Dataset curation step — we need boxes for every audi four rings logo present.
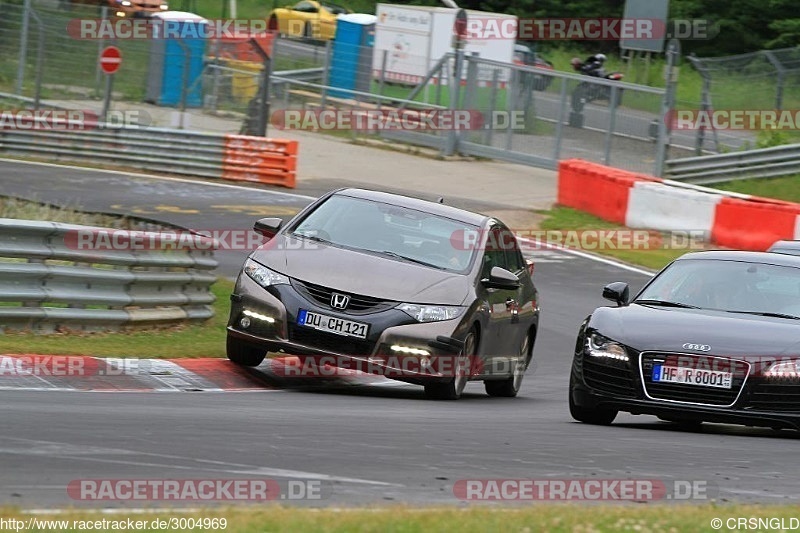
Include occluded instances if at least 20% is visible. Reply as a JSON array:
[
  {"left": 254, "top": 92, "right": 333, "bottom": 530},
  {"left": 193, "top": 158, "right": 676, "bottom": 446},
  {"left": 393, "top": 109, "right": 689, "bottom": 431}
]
[
  {"left": 682, "top": 343, "right": 711, "bottom": 352},
  {"left": 331, "top": 293, "right": 350, "bottom": 310}
]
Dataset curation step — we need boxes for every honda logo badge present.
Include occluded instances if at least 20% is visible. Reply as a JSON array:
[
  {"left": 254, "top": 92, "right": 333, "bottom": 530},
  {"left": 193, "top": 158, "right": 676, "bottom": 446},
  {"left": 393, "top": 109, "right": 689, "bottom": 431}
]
[{"left": 331, "top": 293, "right": 350, "bottom": 310}]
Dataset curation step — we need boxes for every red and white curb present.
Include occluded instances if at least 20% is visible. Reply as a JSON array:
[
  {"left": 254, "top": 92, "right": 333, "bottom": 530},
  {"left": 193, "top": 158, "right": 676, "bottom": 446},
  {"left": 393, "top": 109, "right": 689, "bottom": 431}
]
[{"left": 0, "top": 355, "right": 401, "bottom": 392}]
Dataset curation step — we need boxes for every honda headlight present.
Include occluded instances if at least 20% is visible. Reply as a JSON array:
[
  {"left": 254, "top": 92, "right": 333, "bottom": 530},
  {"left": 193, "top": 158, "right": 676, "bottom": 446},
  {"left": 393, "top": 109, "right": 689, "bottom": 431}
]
[
  {"left": 397, "top": 303, "right": 466, "bottom": 323},
  {"left": 585, "top": 332, "right": 629, "bottom": 361},
  {"left": 244, "top": 259, "right": 289, "bottom": 288},
  {"left": 765, "top": 359, "right": 800, "bottom": 379}
]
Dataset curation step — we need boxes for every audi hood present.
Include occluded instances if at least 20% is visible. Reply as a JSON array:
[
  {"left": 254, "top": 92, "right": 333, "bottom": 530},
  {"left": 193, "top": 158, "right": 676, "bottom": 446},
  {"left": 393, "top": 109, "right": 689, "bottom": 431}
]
[{"left": 588, "top": 304, "right": 800, "bottom": 357}]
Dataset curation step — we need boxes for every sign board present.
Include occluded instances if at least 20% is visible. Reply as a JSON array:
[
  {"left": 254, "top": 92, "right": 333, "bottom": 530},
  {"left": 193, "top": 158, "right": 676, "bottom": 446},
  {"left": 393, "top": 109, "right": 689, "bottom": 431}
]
[
  {"left": 100, "top": 46, "right": 122, "bottom": 75},
  {"left": 620, "top": 0, "right": 669, "bottom": 53},
  {"left": 374, "top": 4, "right": 516, "bottom": 85}
]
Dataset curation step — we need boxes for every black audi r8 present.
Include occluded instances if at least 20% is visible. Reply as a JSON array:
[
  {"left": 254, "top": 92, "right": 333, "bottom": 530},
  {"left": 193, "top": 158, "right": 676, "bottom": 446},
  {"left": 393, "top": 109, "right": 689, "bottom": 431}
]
[
  {"left": 569, "top": 250, "right": 800, "bottom": 430},
  {"left": 227, "top": 188, "right": 540, "bottom": 400}
]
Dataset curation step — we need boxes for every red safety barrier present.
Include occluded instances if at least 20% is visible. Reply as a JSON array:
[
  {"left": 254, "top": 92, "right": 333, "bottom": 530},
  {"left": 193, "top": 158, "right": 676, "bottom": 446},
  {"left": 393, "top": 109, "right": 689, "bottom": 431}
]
[
  {"left": 221, "top": 135, "right": 298, "bottom": 188},
  {"left": 557, "top": 159, "right": 657, "bottom": 225},
  {"left": 711, "top": 197, "right": 800, "bottom": 251},
  {"left": 558, "top": 159, "right": 800, "bottom": 252},
  {"left": 216, "top": 34, "right": 275, "bottom": 63}
]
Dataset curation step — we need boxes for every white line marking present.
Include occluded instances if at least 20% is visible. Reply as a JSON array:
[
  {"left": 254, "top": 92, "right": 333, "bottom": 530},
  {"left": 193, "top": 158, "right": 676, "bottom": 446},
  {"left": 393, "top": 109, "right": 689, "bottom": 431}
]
[
  {"left": 23, "top": 508, "right": 203, "bottom": 515},
  {"left": 0, "top": 158, "right": 317, "bottom": 200},
  {"left": 2, "top": 437, "right": 400, "bottom": 487},
  {"left": 519, "top": 237, "right": 655, "bottom": 276}
]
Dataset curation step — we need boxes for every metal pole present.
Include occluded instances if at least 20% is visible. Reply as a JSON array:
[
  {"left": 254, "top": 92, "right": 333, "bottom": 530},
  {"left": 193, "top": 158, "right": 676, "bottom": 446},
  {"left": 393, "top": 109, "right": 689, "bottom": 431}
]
[
  {"left": 763, "top": 51, "right": 786, "bottom": 110},
  {"left": 377, "top": 50, "right": 388, "bottom": 109},
  {"left": 655, "top": 39, "right": 680, "bottom": 176},
  {"left": 250, "top": 37, "right": 272, "bottom": 136},
  {"left": 504, "top": 65, "right": 516, "bottom": 151},
  {"left": 96, "top": 6, "right": 108, "bottom": 96},
  {"left": 31, "top": 10, "right": 44, "bottom": 111},
  {"left": 210, "top": 39, "right": 220, "bottom": 113},
  {"left": 603, "top": 86, "right": 619, "bottom": 165},
  {"left": 15, "top": 0, "right": 32, "bottom": 95},
  {"left": 320, "top": 40, "right": 331, "bottom": 108},
  {"left": 552, "top": 77, "right": 568, "bottom": 161},
  {"left": 485, "top": 68, "right": 499, "bottom": 146},
  {"left": 175, "top": 39, "right": 190, "bottom": 129},
  {"left": 101, "top": 74, "right": 114, "bottom": 124},
  {"left": 444, "top": 49, "right": 463, "bottom": 156}
]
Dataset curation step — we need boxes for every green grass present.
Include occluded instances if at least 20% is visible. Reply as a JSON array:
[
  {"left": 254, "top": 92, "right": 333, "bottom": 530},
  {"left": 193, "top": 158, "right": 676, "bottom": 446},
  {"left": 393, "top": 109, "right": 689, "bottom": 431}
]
[
  {"left": 538, "top": 206, "right": 694, "bottom": 271},
  {"left": 711, "top": 175, "right": 800, "bottom": 202},
  {"left": 4, "top": 504, "right": 800, "bottom": 532},
  {"left": 0, "top": 279, "right": 231, "bottom": 357},
  {"left": 0, "top": 196, "right": 134, "bottom": 227}
]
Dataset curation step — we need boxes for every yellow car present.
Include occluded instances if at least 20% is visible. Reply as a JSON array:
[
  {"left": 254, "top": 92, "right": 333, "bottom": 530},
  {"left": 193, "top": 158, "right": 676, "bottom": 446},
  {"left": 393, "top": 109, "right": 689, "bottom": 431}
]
[{"left": 267, "top": 1, "right": 350, "bottom": 40}]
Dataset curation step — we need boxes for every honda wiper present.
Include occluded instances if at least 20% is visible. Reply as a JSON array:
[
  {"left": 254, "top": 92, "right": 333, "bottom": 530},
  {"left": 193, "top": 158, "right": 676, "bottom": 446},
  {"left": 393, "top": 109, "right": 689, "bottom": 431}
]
[
  {"left": 726, "top": 310, "right": 800, "bottom": 320},
  {"left": 374, "top": 250, "right": 445, "bottom": 269},
  {"left": 633, "top": 299, "right": 700, "bottom": 309},
  {"left": 292, "top": 232, "right": 333, "bottom": 245}
]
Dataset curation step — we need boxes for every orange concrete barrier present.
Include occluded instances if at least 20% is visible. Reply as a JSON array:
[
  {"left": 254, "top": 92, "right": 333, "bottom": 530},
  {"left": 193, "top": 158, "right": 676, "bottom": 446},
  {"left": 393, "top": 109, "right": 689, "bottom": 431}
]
[
  {"left": 711, "top": 197, "right": 800, "bottom": 251},
  {"left": 558, "top": 158, "right": 800, "bottom": 252},
  {"left": 222, "top": 135, "right": 298, "bottom": 188},
  {"left": 557, "top": 159, "right": 657, "bottom": 225}
]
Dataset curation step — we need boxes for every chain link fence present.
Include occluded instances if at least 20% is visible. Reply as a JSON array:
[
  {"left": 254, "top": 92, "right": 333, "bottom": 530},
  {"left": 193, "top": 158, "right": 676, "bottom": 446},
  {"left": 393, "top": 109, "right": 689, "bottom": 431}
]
[
  {"left": 1, "top": 0, "right": 679, "bottom": 175},
  {"left": 686, "top": 46, "right": 800, "bottom": 154}
]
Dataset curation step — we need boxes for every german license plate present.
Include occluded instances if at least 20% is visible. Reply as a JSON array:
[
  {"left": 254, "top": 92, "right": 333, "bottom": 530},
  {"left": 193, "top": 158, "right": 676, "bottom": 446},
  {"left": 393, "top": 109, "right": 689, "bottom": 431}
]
[
  {"left": 652, "top": 364, "right": 732, "bottom": 389},
  {"left": 297, "top": 309, "right": 368, "bottom": 339}
]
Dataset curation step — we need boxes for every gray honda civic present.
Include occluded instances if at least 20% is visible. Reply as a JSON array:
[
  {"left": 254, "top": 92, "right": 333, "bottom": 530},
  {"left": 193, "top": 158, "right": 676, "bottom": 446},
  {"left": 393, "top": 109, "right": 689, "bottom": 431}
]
[{"left": 226, "top": 188, "right": 539, "bottom": 400}]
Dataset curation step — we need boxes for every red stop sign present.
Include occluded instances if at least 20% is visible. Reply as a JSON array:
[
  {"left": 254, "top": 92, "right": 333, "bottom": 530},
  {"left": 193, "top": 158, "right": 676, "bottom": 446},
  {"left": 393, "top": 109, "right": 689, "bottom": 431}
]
[{"left": 100, "top": 46, "right": 122, "bottom": 75}]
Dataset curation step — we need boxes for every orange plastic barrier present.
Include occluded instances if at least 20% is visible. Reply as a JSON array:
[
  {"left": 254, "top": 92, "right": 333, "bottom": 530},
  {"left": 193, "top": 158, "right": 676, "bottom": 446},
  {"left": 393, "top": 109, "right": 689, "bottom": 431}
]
[
  {"left": 557, "top": 159, "right": 658, "bottom": 225},
  {"left": 222, "top": 135, "right": 298, "bottom": 188},
  {"left": 711, "top": 197, "right": 800, "bottom": 251},
  {"left": 215, "top": 33, "right": 275, "bottom": 62}
]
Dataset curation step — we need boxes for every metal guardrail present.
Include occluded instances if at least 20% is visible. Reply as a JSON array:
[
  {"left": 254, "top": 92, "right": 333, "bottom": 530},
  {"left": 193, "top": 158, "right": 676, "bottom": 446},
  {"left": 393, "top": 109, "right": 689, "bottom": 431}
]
[
  {"left": 0, "top": 125, "right": 298, "bottom": 188},
  {"left": 665, "top": 143, "right": 800, "bottom": 184},
  {"left": 0, "top": 218, "right": 218, "bottom": 333}
]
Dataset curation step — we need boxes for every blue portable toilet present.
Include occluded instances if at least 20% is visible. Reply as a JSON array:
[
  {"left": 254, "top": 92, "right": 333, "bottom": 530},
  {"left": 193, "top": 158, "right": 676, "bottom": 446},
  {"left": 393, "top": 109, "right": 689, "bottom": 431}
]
[
  {"left": 145, "top": 11, "right": 207, "bottom": 107},
  {"left": 329, "top": 14, "right": 377, "bottom": 99}
]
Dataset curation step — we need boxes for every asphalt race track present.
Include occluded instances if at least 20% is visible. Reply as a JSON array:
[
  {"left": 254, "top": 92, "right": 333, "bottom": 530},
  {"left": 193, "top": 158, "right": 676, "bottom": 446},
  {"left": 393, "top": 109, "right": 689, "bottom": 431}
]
[{"left": 1, "top": 161, "right": 799, "bottom": 509}]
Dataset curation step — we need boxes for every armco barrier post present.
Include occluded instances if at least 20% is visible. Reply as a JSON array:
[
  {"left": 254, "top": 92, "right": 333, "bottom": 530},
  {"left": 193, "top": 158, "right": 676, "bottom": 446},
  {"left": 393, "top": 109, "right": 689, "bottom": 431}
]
[{"left": 654, "top": 39, "right": 680, "bottom": 177}]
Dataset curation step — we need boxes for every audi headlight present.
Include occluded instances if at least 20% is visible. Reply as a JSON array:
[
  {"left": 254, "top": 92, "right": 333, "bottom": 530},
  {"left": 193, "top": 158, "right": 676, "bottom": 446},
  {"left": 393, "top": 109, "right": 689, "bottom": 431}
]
[
  {"left": 765, "top": 360, "right": 800, "bottom": 379},
  {"left": 244, "top": 259, "right": 289, "bottom": 288},
  {"left": 585, "top": 332, "right": 629, "bottom": 361},
  {"left": 397, "top": 303, "right": 466, "bottom": 323}
]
